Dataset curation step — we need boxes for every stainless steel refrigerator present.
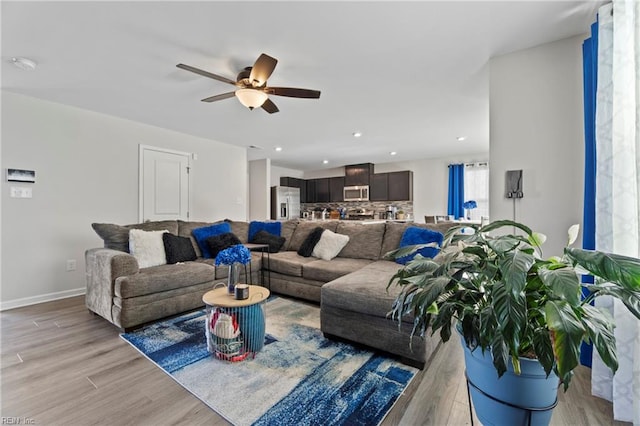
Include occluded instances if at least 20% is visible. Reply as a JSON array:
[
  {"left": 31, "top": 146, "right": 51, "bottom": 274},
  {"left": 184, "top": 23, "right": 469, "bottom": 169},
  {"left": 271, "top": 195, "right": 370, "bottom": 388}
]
[{"left": 270, "top": 186, "right": 301, "bottom": 220}]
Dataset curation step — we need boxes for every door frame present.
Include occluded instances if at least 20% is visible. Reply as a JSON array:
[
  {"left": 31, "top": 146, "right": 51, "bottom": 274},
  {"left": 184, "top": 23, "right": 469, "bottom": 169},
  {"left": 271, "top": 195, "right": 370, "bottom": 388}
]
[{"left": 138, "top": 144, "right": 192, "bottom": 223}]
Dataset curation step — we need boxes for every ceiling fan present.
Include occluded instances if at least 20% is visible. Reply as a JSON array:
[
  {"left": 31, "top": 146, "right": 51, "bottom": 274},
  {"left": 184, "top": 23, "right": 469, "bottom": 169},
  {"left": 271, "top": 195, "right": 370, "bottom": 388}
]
[{"left": 176, "top": 53, "right": 321, "bottom": 114}]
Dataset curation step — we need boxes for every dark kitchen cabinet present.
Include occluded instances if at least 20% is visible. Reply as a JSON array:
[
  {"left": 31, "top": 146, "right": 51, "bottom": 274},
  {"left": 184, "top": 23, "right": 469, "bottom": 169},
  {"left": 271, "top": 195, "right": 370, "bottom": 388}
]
[
  {"left": 369, "top": 173, "right": 389, "bottom": 201},
  {"left": 344, "top": 163, "right": 374, "bottom": 186},
  {"left": 280, "top": 176, "right": 306, "bottom": 202},
  {"left": 387, "top": 171, "right": 413, "bottom": 201},
  {"left": 315, "top": 178, "right": 330, "bottom": 203},
  {"left": 329, "top": 176, "right": 345, "bottom": 202},
  {"left": 305, "top": 179, "right": 316, "bottom": 203}
]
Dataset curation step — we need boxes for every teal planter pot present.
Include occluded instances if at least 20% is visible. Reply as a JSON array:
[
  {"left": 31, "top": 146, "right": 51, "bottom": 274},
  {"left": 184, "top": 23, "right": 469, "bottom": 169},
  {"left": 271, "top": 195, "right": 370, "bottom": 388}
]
[{"left": 460, "top": 334, "right": 559, "bottom": 426}]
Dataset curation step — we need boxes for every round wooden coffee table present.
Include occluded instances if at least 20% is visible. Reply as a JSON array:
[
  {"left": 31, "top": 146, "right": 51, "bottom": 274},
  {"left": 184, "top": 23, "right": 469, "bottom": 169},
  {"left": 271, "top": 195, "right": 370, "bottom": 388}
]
[{"left": 202, "top": 285, "right": 270, "bottom": 362}]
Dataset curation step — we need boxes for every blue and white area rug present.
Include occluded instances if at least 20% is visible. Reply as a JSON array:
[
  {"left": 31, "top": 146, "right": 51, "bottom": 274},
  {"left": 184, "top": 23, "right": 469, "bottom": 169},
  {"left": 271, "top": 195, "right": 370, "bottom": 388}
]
[{"left": 121, "top": 296, "right": 417, "bottom": 426}]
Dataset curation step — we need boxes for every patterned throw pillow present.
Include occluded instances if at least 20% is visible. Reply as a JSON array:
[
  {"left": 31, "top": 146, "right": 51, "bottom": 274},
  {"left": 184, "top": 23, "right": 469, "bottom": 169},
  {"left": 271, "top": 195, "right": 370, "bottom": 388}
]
[
  {"left": 192, "top": 222, "right": 232, "bottom": 258},
  {"left": 163, "top": 233, "right": 197, "bottom": 264}
]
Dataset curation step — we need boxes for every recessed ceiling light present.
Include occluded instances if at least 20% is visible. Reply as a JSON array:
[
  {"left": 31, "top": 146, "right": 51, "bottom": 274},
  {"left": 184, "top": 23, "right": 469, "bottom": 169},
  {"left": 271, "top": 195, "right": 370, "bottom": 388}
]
[
  {"left": 456, "top": 136, "right": 466, "bottom": 141},
  {"left": 11, "top": 57, "right": 37, "bottom": 71},
  {"left": 390, "top": 151, "right": 397, "bottom": 156},
  {"left": 274, "top": 147, "right": 282, "bottom": 152},
  {"left": 353, "top": 132, "right": 362, "bottom": 138},
  {"left": 322, "top": 160, "right": 329, "bottom": 164}
]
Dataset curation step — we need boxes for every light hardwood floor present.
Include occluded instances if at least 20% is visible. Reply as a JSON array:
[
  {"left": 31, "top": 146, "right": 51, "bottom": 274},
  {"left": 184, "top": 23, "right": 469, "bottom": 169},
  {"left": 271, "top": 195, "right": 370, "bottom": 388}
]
[{"left": 0, "top": 296, "right": 629, "bottom": 425}]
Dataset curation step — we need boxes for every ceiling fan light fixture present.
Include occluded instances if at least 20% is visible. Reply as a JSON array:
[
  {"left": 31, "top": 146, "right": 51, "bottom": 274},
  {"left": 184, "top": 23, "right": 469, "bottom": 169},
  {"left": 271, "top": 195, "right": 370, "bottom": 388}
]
[{"left": 235, "top": 88, "right": 268, "bottom": 109}]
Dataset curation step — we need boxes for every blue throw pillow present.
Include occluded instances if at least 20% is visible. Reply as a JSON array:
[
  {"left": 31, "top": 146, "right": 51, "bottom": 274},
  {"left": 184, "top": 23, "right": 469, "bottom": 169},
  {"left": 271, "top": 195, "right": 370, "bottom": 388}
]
[
  {"left": 396, "top": 227, "right": 443, "bottom": 265},
  {"left": 192, "top": 222, "right": 232, "bottom": 258},
  {"left": 248, "top": 221, "right": 282, "bottom": 241}
]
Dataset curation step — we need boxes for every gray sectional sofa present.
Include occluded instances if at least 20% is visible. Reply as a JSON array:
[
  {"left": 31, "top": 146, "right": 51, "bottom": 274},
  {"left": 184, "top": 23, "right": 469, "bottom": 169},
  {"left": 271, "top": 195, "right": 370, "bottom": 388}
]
[{"left": 86, "top": 218, "right": 454, "bottom": 368}]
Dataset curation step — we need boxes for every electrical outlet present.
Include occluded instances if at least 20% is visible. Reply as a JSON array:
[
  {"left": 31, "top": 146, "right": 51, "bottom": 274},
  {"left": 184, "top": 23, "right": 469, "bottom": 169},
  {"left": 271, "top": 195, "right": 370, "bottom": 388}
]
[{"left": 66, "top": 259, "right": 77, "bottom": 272}]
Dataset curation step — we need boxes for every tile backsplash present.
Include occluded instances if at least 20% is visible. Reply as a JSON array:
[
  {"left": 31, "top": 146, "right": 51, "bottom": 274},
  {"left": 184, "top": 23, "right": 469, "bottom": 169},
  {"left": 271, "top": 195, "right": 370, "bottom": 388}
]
[{"left": 301, "top": 201, "right": 413, "bottom": 219}]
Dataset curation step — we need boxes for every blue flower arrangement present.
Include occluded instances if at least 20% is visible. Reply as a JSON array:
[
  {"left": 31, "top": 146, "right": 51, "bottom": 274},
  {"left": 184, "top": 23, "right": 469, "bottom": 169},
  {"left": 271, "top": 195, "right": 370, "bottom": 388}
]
[
  {"left": 463, "top": 200, "right": 477, "bottom": 210},
  {"left": 215, "top": 244, "right": 251, "bottom": 266}
]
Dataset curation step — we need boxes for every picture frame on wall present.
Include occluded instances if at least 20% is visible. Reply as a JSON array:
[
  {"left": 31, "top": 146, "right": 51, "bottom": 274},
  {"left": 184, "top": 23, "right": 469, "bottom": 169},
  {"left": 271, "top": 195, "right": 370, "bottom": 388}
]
[{"left": 7, "top": 168, "right": 36, "bottom": 183}]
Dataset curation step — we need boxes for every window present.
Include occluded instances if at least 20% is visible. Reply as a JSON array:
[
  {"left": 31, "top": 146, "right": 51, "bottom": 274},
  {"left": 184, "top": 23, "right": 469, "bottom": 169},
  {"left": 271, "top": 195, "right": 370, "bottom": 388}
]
[{"left": 464, "top": 162, "right": 489, "bottom": 221}]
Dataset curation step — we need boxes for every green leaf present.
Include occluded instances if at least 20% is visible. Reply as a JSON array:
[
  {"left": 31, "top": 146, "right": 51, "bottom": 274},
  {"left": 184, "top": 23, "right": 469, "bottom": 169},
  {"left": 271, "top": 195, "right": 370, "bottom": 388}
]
[
  {"left": 532, "top": 327, "right": 555, "bottom": 377},
  {"left": 491, "top": 333, "right": 510, "bottom": 377},
  {"left": 528, "top": 232, "right": 547, "bottom": 248},
  {"left": 538, "top": 267, "right": 581, "bottom": 305},
  {"left": 580, "top": 304, "right": 618, "bottom": 373},
  {"left": 565, "top": 247, "right": 640, "bottom": 291},
  {"left": 588, "top": 284, "right": 640, "bottom": 321},
  {"left": 491, "top": 281, "right": 526, "bottom": 356},
  {"left": 488, "top": 236, "right": 521, "bottom": 254},
  {"left": 480, "top": 220, "right": 533, "bottom": 236},
  {"left": 545, "top": 300, "right": 585, "bottom": 389},
  {"left": 499, "top": 250, "right": 536, "bottom": 295},
  {"left": 567, "top": 224, "right": 580, "bottom": 246}
]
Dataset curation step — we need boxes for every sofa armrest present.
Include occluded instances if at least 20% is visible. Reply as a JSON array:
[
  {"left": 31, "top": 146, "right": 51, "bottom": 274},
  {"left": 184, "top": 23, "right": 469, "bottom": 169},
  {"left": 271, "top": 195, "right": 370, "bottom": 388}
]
[{"left": 85, "top": 248, "right": 139, "bottom": 323}]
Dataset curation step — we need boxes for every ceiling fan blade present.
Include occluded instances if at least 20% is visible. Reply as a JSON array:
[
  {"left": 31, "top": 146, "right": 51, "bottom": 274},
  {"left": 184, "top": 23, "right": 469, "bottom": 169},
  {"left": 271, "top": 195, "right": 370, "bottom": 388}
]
[
  {"left": 267, "top": 87, "right": 321, "bottom": 99},
  {"left": 201, "top": 92, "right": 236, "bottom": 103},
  {"left": 176, "top": 63, "right": 237, "bottom": 86},
  {"left": 261, "top": 98, "right": 279, "bottom": 114},
  {"left": 249, "top": 54, "right": 278, "bottom": 86}
]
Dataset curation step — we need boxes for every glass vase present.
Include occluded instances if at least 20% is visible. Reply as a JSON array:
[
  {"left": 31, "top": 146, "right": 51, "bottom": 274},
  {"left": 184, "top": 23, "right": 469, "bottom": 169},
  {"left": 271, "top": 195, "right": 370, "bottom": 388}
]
[{"left": 227, "top": 263, "right": 241, "bottom": 294}]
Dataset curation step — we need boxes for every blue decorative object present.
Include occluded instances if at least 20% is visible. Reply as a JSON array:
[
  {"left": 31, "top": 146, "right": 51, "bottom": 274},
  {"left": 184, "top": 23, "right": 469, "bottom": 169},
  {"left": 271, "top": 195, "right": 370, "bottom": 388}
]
[
  {"left": 215, "top": 244, "right": 251, "bottom": 266},
  {"left": 248, "top": 221, "right": 282, "bottom": 241},
  {"left": 447, "top": 164, "right": 465, "bottom": 219},
  {"left": 192, "top": 222, "right": 232, "bottom": 258},
  {"left": 396, "top": 227, "right": 443, "bottom": 265},
  {"left": 462, "top": 200, "right": 477, "bottom": 210},
  {"left": 463, "top": 200, "right": 478, "bottom": 220}
]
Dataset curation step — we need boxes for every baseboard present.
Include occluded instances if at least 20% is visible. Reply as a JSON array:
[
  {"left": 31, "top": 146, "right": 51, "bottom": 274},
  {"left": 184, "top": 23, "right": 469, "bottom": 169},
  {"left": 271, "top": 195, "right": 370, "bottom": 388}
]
[{"left": 0, "top": 287, "right": 85, "bottom": 311}]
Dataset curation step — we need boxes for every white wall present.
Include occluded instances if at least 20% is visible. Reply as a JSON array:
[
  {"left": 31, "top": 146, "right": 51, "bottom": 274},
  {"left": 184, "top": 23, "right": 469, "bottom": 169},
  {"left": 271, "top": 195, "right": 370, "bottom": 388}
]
[
  {"left": 249, "top": 159, "right": 271, "bottom": 221},
  {"left": 489, "top": 35, "right": 585, "bottom": 257},
  {"left": 270, "top": 165, "right": 304, "bottom": 187},
  {"left": 1, "top": 92, "right": 248, "bottom": 308}
]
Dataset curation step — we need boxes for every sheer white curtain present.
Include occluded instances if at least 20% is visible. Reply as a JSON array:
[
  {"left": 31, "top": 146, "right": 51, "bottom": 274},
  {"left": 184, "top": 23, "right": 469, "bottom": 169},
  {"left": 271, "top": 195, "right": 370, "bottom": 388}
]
[
  {"left": 463, "top": 162, "right": 489, "bottom": 221},
  {"left": 591, "top": 1, "right": 640, "bottom": 424}
]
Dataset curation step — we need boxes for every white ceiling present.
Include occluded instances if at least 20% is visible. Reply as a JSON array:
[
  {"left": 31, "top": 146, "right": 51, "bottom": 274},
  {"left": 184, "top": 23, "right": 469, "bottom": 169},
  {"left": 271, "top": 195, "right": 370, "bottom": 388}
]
[{"left": 1, "top": 1, "right": 601, "bottom": 171}]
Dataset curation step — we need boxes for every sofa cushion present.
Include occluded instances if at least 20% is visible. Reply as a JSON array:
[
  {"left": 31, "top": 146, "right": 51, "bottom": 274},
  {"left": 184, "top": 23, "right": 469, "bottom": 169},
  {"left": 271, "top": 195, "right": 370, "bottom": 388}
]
[
  {"left": 115, "top": 262, "right": 215, "bottom": 298},
  {"left": 280, "top": 220, "right": 299, "bottom": 251},
  {"left": 250, "top": 230, "right": 286, "bottom": 253},
  {"left": 267, "top": 251, "right": 317, "bottom": 277},
  {"left": 396, "top": 227, "right": 443, "bottom": 264},
  {"left": 163, "top": 233, "right": 197, "bottom": 264},
  {"left": 302, "top": 257, "right": 373, "bottom": 282},
  {"left": 311, "top": 230, "right": 349, "bottom": 260},
  {"left": 92, "top": 220, "right": 179, "bottom": 253},
  {"left": 206, "top": 232, "right": 242, "bottom": 259},
  {"left": 226, "top": 220, "right": 250, "bottom": 244},
  {"left": 336, "top": 222, "right": 386, "bottom": 260},
  {"left": 129, "top": 229, "right": 169, "bottom": 268},
  {"left": 192, "top": 223, "right": 232, "bottom": 259},
  {"left": 288, "top": 221, "right": 338, "bottom": 252},
  {"left": 297, "top": 227, "right": 325, "bottom": 257},
  {"left": 321, "top": 261, "right": 405, "bottom": 319},
  {"left": 380, "top": 222, "right": 456, "bottom": 259},
  {"left": 248, "top": 221, "right": 282, "bottom": 241}
]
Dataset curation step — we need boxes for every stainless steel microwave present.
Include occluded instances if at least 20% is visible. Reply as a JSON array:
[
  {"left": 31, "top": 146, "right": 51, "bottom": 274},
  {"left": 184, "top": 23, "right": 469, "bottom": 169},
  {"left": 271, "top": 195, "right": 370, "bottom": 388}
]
[{"left": 343, "top": 185, "right": 369, "bottom": 202}]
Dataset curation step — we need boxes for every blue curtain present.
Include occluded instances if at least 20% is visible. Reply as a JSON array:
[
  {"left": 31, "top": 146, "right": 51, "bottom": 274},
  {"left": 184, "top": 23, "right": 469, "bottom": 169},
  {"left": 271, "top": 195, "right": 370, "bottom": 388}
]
[
  {"left": 580, "top": 20, "right": 598, "bottom": 368},
  {"left": 447, "top": 164, "right": 465, "bottom": 219}
]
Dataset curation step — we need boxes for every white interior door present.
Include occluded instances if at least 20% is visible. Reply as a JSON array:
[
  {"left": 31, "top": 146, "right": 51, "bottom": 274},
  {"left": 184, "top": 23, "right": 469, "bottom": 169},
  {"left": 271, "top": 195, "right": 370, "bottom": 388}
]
[{"left": 139, "top": 145, "right": 190, "bottom": 222}]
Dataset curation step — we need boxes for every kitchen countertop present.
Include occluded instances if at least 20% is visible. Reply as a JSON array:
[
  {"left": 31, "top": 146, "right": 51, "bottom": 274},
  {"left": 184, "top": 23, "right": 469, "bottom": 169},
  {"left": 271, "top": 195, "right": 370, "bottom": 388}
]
[{"left": 299, "top": 218, "right": 414, "bottom": 224}]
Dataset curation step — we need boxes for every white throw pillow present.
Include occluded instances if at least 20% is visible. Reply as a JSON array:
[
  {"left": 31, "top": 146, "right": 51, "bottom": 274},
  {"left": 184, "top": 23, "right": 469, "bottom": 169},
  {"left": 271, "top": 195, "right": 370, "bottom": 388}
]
[
  {"left": 312, "top": 229, "right": 350, "bottom": 261},
  {"left": 129, "top": 229, "right": 169, "bottom": 268}
]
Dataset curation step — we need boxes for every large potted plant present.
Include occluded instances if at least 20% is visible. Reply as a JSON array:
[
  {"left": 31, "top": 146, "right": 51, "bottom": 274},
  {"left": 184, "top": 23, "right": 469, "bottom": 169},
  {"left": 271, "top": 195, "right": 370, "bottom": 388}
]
[{"left": 386, "top": 220, "right": 640, "bottom": 425}]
